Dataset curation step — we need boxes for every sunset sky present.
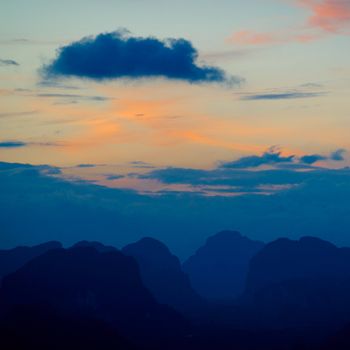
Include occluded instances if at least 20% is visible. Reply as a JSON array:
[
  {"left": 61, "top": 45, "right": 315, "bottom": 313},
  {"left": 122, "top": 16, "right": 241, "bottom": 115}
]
[{"left": 1, "top": 0, "right": 350, "bottom": 192}]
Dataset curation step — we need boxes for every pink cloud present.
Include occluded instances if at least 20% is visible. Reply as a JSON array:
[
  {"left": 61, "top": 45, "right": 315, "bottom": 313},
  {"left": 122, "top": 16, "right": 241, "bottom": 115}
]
[
  {"left": 228, "top": 0, "right": 350, "bottom": 46},
  {"left": 227, "top": 30, "right": 322, "bottom": 46},
  {"left": 228, "top": 31, "right": 277, "bottom": 45},
  {"left": 299, "top": 0, "right": 350, "bottom": 33}
]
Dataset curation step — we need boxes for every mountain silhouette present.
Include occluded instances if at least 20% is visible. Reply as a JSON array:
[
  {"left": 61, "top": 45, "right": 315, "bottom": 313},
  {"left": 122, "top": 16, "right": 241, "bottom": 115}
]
[
  {"left": 183, "top": 231, "right": 264, "bottom": 300},
  {"left": 0, "top": 304, "right": 135, "bottom": 350},
  {"left": 0, "top": 246, "right": 189, "bottom": 345},
  {"left": 0, "top": 241, "right": 62, "bottom": 283},
  {"left": 122, "top": 237, "right": 205, "bottom": 315},
  {"left": 319, "top": 323, "right": 350, "bottom": 350},
  {"left": 242, "top": 237, "right": 350, "bottom": 329}
]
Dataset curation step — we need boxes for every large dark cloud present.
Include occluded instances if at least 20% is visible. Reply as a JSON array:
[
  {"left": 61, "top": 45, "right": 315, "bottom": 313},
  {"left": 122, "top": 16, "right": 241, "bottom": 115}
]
[{"left": 42, "top": 31, "right": 237, "bottom": 84}]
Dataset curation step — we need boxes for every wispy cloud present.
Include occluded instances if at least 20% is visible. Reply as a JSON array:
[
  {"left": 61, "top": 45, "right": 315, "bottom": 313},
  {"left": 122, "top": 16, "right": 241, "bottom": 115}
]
[
  {"left": 240, "top": 91, "right": 325, "bottom": 100},
  {"left": 0, "top": 58, "right": 19, "bottom": 66},
  {"left": 37, "top": 93, "right": 110, "bottom": 102},
  {"left": 238, "top": 83, "right": 327, "bottom": 101},
  {"left": 129, "top": 161, "right": 156, "bottom": 169},
  {"left": 0, "top": 140, "right": 61, "bottom": 148},
  {"left": 0, "top": 110, "right": 38, "bottom": 119},
  {"left": 76, "top": 164, "right": 97, "bottom": 168}
]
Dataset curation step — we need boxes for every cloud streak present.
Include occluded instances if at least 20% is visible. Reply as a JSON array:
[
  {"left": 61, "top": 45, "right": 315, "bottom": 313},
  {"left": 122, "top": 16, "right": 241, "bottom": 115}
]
[
  {"left": 240, "top": 91, "right": 325, "bottom": 100},
  {"left": 0, "top": 141, "right": 27, "bottom": 148},
  {"left": 0, "top": 140, "right": 61, "bottom": 149},
  {"left": 43, "top": 31, "right": 238, "bottom": 85},
  {"left": 0, "top": 59, "right": 19, "bottom": 66},
  {"left": 37, "top": 93, "right": 110, "bottom": 102}
]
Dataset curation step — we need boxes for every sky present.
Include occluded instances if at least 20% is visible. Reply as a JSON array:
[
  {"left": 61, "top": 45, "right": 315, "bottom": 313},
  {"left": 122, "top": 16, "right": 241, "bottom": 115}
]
[{"left": 1, "top": 1, "right": 350, "bottom": 252}]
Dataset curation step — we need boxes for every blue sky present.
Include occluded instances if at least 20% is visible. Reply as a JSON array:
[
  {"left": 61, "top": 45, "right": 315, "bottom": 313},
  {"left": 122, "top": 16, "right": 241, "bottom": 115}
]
[{"left": 1, "top": 1, "right": 350, "bottom": 250}]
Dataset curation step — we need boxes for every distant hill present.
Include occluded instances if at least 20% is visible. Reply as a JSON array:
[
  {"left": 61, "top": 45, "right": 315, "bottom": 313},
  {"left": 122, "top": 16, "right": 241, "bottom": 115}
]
[
  {"left": 0, "top": 246, "right": 189, "bottom": 344},
  {"left": 0, "top": 241, "right": 62, "bottom": 282},
  {"left": 183, "top": 231, "right": 264, "bottom": 300},
  {"left": 122, "top": 237, "right": 205, "bottom": 315},
  {"left": 242, "top": 237, "right": 350, "bottom": 329}
]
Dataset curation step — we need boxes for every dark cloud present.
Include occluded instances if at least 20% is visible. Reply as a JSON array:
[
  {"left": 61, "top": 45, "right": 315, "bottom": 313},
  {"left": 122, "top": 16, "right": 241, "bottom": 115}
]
[
  {"left": 299, "top": 154, "right": 327, "bottom": 164},
  {"left": 139, "top": 166, "right": 309, "bottom": 191},
  {"left": 0, "top": 59, "right": 19, "bottom": 66},
  {"left": 138, "top": 147, "right": 348, "bottom": 193},
  {"left": 331, "top": 149, "right": 346, "bottom": 161},
  {"left": 0, "top": 140, "right": 60, "bottom": 149},
  {"left": 220, "top": 147, "right": 295, "bottom": 169},
  {"left": 105, "top": 174, "right": 124, "bottom": 180},
  {"left": 42, "top": 31, "right": 238, "bottom": 84},
  {"left": 0, "top": 141, "right": 27, "bottom": 148},
  {"left": 299, "top": 149, "right": 347, "bottom": 164},
  {"left": 241, "top": 91, "right": 325, "bottom": 100},
  {"left": 76, "top": 164, "right": 97, "bottom": 168}
]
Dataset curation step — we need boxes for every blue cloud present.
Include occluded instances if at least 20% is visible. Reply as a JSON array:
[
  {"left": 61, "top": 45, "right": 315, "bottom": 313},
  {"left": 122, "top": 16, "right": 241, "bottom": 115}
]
[
  {"left": 0, "top": 140, "right": 60, "bottom": 149},
  {"left": 299, "top": 149, "right": 347, "bottom": 164},
  {"left": 42, "top": 31, "right": 237, "bottom": 84},
  {"left": 0, "top": 141, "right": 27, "bottom": 148},
  {"left": 330, "top": 149, "right": 346, "bottom": 161},
  {"left": 220, "top": 147, "right": 295, "bottom": 169},
  {"left": 299, "top": 154, "right": 327, "bottom": 164}
]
